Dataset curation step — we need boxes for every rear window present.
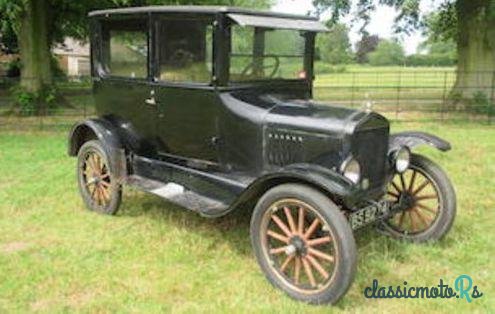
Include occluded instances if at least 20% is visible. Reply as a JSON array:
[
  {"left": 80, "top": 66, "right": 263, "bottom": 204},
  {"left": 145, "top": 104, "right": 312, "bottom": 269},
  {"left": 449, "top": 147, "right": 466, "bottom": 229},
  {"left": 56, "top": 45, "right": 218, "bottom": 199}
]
[{"left": 101, "top": 19, "right": 148, "bottom": 79}]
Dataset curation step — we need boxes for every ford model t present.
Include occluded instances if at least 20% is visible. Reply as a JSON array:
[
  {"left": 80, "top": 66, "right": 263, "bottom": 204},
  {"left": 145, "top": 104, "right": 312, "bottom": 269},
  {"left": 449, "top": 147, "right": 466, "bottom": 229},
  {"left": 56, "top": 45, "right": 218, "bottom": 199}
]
[{"left": 68, "top": 6, "right": 456, "bottom": 304}]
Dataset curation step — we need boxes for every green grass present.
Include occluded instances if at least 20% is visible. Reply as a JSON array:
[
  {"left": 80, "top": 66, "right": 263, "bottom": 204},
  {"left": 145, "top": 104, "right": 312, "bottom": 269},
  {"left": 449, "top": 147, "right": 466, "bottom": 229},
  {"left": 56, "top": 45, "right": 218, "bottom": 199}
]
[
  {"left": 0, "top": 121, "right": 493, "bottom": 312},
  {"left": 314, "top": 64, "right": 456, "bottom": 87}
]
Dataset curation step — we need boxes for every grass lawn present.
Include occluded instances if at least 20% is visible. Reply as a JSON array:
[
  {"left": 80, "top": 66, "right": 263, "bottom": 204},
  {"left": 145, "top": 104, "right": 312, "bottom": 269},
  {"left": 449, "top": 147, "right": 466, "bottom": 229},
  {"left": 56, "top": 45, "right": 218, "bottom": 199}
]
[
  {"left": 314, "top": 64, "right": 456, "bottom": 88},
  {"left": 0, "top": 123, "right": 494, "bottom": 312}
]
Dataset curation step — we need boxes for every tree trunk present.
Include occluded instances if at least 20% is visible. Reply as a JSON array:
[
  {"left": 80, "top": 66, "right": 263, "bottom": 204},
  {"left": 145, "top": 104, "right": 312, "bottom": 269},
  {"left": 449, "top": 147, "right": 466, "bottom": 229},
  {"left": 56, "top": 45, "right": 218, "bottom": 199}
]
[
  {"left": 19, "top": 0, "right": 52, "bottom": 93},
  {"left": 454, "top": 0, "right": 495, "bottom": 98}
]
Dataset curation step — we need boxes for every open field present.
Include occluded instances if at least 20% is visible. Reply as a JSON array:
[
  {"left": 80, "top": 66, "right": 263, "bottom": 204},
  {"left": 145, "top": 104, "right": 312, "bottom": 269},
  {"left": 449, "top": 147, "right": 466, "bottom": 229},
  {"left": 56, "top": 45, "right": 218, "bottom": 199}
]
[
  {"left": 315, "top": 64, "right": 457, "bottom": 87},
  {"left": 313, "top": 65, "right": 463, "bottom": 112},
  {"left": 0, "top": 122, "right": 493, "bottom": 312}
]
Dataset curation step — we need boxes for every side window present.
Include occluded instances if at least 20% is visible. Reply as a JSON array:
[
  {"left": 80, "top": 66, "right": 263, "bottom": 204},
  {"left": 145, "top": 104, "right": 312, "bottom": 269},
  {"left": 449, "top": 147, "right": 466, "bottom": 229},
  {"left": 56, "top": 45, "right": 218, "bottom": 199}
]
[
  {"left": 157, "top": 19, "right": 213, "bottom": 84},
  {"left": 101, "top": 19, "right": 148, "bottom": 78}
]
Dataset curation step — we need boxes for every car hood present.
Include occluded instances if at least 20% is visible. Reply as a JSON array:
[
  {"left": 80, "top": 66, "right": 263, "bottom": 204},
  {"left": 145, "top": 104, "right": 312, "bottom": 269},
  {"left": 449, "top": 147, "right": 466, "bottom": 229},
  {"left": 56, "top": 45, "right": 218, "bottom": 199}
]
[
  {"left": 262, "top": 95, "right": 384, "bottom": 136},
  {"left": 219, "top": 91, "right": 388, "bottom": 137}
]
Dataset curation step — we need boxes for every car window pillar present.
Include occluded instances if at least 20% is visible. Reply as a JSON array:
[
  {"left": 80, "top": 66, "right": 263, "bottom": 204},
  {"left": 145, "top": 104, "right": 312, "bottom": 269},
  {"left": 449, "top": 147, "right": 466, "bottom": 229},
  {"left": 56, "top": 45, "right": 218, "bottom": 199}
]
[
  {"left": 214, "top": 13, "right": 229, "bottom": 86},
  {"left": 252, "top": 28, "right": 265, "bottom": 77},
  {"left": 304, "top": 32, "right": 315, "bottom": 95},
  {"left": 149, "top": 13, "right": 158, "bottom": 82}
]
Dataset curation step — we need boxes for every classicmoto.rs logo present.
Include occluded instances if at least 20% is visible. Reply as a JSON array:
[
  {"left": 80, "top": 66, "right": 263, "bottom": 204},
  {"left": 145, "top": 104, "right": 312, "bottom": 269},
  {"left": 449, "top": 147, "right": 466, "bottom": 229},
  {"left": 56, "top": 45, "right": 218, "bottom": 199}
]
[{"left": 363, "top": 275, "right": 483, "bottom": 303}]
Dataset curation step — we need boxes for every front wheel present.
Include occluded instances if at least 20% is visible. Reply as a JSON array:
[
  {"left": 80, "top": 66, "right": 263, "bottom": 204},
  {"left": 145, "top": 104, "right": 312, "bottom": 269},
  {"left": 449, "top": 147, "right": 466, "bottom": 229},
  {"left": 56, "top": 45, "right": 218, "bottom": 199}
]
[
  {"left": 250, "top": 184, "right": 357, "bottom": 305},
  {"left": 380, "top": 154, "right": 456, "bottom": 242}
]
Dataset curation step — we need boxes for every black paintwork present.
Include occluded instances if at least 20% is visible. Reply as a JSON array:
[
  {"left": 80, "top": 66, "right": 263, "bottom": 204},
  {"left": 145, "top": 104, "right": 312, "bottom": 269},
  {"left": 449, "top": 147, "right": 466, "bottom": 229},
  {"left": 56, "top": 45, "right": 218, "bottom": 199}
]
[
  {"left": 389, "top": 131, "right": 452, "bottom": 152},
  {"left": 68, "top": 118, "right": 128, "bottom": 182},
  {"left": 69, "top": 6, "right": 451, "bottom": 217},
  {"left": 88, "top": 5, "right": 320, "bottom": 21}
]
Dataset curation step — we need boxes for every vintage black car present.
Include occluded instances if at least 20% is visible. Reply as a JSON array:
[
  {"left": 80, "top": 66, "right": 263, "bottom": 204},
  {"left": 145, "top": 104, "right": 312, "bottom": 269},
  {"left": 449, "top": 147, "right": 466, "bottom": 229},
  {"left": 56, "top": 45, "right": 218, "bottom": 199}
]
[{"left": 68, "top": 6, "right": 456, "bottom": 304}]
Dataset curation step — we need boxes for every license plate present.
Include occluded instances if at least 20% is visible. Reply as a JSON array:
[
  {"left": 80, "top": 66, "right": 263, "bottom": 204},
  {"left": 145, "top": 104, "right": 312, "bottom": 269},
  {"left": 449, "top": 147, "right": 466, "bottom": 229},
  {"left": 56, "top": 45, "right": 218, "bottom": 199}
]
[{"left": 348, "top": 201, "right": 390, "bottom": 230}]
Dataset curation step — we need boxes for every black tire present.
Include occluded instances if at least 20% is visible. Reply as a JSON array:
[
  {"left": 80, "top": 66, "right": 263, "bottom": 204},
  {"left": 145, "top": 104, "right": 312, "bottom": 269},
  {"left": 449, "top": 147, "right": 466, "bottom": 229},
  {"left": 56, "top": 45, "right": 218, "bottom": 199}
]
[
  {"left": 77, "top": 140, "right": 122, "bottom": 215},
  {"left": 380, "top": 154, "right": 456, "bottom": 242},
  {"left": 250, "top": 183, "right": 357, "bottom": 305}
]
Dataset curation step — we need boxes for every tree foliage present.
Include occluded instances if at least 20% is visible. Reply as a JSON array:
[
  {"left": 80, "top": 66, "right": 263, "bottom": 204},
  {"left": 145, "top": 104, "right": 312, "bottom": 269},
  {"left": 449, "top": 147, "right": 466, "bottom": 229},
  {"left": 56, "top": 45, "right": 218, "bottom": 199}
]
[
  {"left": 310, "top": 0, "right": 493, "bottom": 50},
  {"left": 405, "top": 29, "right": 457, "bottom": 67},
  {"left": 368, "top": 39, "right": 405, "bottom": 66},
  {"left": 355, "top": 34, "right": 380, "bottom": 64},
  {"left": 312, "top": 0, "right": 495, "bottom": 96},
  {"left": 0, "top": 15, "right": 18, "bottom": 53},
  {"left": 316, "top": 23, "right": 353, "bottom": 64},
  {"left": 312, "top": 0, "right": 423, "bottom": 34},
  {"left": 0, "top": 0, "right": 272, "bottom": 47}
]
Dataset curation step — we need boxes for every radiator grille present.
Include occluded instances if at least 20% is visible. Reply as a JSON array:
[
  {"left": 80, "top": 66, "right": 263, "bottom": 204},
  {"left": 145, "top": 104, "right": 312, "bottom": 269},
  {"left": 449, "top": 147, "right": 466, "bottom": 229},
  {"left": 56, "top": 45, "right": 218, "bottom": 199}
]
[{"left": 352, "top": 126, "right": 389, "bottom": 188}]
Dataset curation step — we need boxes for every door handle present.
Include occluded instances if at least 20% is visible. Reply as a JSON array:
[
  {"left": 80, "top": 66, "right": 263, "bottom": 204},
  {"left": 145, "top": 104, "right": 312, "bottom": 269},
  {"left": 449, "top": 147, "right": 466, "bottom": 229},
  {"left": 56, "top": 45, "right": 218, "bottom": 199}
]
[{"left": 145, "top": 97, "right": 156, "bottom": 106}]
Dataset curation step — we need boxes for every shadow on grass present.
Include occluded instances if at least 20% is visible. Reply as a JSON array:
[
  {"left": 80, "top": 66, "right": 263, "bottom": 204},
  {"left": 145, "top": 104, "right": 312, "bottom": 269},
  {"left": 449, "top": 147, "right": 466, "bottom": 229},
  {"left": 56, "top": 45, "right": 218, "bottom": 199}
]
[
  {"left": 71, "top": 186, "right": 466, "bottom": 311},
  {"left": 116, "top": 189, "right": 458, "bottom": 261},
  {"left": 118, "top": 190, "right": 254, "bottom": 256},
  {"left": 113, "top": 189, "right": 460, "bottom": 310}
]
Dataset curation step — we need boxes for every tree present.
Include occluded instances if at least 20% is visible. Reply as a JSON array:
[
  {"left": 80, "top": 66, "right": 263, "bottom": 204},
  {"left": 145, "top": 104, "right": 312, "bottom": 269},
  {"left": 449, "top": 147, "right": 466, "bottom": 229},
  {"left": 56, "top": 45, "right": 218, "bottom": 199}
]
[
  {"left": 407, "top": 39, "right": 457, "bottom": 66},
  {"left": 312, "top": 0, "right": 495, "bottom": 97},
  {"left": 355, "top": 34, "right": 380, "bottom": 63},
  {"left": 368, "top": 39, "right": 405, "bottom": 66},
  {"left": 0, "top": 0, "right": 272, "bottom": 95},
  {"left": 316, "top": 23, "right": 353, "bottom": 64},
  {"left": 0, "top": 15, "right": 18, "bottom": 54}
]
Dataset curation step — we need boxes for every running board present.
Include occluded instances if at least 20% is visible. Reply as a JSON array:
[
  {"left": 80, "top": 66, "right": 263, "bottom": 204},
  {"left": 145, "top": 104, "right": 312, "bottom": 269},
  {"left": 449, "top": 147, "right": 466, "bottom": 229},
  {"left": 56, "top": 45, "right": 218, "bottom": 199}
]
[{"left": 126, "top": 175, "right": 229, "bottom": 218}]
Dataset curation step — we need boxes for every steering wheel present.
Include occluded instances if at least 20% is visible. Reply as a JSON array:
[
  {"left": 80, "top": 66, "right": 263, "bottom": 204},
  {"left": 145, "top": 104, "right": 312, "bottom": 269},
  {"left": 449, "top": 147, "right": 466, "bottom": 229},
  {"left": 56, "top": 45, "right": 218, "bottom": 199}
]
[
  {"left": 169, "top": 49, "right": 194, "bottom": 67},
  {"left": 240, "top": 56, "right": 280, "bottom": 79}
]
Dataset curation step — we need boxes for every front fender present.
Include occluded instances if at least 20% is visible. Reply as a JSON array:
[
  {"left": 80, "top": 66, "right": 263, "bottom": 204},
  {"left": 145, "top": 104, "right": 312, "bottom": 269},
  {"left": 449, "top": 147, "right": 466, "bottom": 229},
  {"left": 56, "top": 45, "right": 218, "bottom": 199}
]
[
  {"left": 277, "top": 163, "right": 356, "bottom": 197},
  {"left": 229, "top": 163, "right": 357, "bottom": 212},
  {"left": 389, "top": 131, "right": 451, "bottom": 152}
]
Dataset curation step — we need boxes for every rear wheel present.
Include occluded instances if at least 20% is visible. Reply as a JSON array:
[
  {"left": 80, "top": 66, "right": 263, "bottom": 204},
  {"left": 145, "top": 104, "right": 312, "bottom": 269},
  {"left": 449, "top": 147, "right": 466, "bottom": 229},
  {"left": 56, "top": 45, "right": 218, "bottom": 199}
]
[
  {"left": 77, "top": 140, "right": 122, "bottom": 215},
  {"left": 250, "top": 184, "right": 356, "bottom": 304},
  {"left": 380, "top": 154, "right": 456, "bottom": 242}
]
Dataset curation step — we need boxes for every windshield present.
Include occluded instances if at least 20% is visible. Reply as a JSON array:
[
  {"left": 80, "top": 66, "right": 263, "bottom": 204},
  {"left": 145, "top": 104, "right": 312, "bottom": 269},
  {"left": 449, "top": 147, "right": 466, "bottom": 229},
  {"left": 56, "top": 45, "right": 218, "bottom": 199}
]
[{"left": 229, "top": 26, "right": 306, "bottom": 82}]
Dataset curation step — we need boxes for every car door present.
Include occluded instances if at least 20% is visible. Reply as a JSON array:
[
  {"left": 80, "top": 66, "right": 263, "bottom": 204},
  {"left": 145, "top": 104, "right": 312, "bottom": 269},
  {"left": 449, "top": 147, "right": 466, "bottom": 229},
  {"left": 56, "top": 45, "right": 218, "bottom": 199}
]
[
  {"left": 151, "top": 15, "right": 219, "bottom": 163},
  {"left": 95, "top": 16, "right": 158, "bottom": 155}
]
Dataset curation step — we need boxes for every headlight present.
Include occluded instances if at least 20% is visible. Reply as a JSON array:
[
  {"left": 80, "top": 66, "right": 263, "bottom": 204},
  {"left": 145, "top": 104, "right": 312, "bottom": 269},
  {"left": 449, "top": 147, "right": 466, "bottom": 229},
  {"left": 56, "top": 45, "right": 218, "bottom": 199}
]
[
  {"left": 340, "top": 157, "right": 361, "bottom": 184},
  {"left": 392, "top": 146, "right": 410, "bottom": 173}
]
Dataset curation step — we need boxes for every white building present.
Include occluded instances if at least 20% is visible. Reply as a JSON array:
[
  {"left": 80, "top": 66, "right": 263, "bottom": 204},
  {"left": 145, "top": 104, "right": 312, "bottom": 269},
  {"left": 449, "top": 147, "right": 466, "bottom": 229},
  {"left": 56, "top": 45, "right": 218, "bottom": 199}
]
[{"left": 53, "top": 38, "right": 90, "bottom": 76}]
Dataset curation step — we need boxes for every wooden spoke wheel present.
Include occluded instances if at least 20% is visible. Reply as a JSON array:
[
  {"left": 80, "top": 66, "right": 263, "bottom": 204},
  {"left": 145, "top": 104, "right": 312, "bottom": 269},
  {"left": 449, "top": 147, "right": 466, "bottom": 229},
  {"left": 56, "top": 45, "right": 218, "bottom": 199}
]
[
  {"left": 77, "top": 140, "right": 122, "bottom": 215},
  {"left": 262, "top": 199, "right": 336, "bottom": 292},
  {"left": 251, "top": 184, "right": 357, "bottom": 304},
  {"left": 381, "top": 154, "right": 456, "bottom": 242},
  {"left": 386, "top": 167, "right": 441, "bottom": 234},
  {"left": 82, "top": 151, "right": 112, "bottom": 207}
]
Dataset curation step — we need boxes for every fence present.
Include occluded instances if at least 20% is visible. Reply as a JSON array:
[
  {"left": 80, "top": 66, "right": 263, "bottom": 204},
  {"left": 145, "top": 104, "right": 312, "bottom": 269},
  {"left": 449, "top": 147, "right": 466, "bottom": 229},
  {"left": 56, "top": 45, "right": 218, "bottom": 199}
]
[
  {"left": 0, "top": 70, "right": 494, "bottom": 131},
  {"left": 0, "top": 76, "right": 94, "bottom": 130},
  {"left": 313, "top": 70, "right": 495, "bottom": 122}
]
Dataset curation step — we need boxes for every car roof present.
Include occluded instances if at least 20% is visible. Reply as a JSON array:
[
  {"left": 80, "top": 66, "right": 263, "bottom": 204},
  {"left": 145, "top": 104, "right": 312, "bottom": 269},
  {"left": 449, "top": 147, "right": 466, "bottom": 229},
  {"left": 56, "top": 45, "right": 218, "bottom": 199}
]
[{"left": 88, "top": 5, "right": 318, "bottom": 21}]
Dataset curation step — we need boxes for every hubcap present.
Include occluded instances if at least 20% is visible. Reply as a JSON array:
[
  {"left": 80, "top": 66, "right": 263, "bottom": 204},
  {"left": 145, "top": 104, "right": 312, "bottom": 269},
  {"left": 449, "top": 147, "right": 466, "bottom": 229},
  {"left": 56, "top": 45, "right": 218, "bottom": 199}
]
[
  {"left": 289, "top": 235, "right": 307, "bottom": 256},
  {"left": 386, "top": 167, "right": 441, "bottom": 234},
  {"left": 261, "top": 199, "right": 337, "bottom": 293},
  {"left": 399, "top": 192, "right": 416, "bottom": 209}
]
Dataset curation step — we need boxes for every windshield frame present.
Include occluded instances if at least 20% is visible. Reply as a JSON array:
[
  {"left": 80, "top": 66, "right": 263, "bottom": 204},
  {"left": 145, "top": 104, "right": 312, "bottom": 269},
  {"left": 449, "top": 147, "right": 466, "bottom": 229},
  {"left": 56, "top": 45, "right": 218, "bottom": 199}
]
[{"left": 226, "top": 24, "right": 315, "bottom": 86}]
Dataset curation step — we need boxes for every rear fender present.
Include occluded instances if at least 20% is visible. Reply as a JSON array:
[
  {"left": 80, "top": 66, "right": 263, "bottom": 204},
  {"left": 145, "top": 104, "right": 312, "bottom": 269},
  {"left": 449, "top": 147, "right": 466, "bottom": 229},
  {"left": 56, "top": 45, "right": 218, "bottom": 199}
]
[{"left": 68, "top": 118, "right": 127, "bottom": 181}]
